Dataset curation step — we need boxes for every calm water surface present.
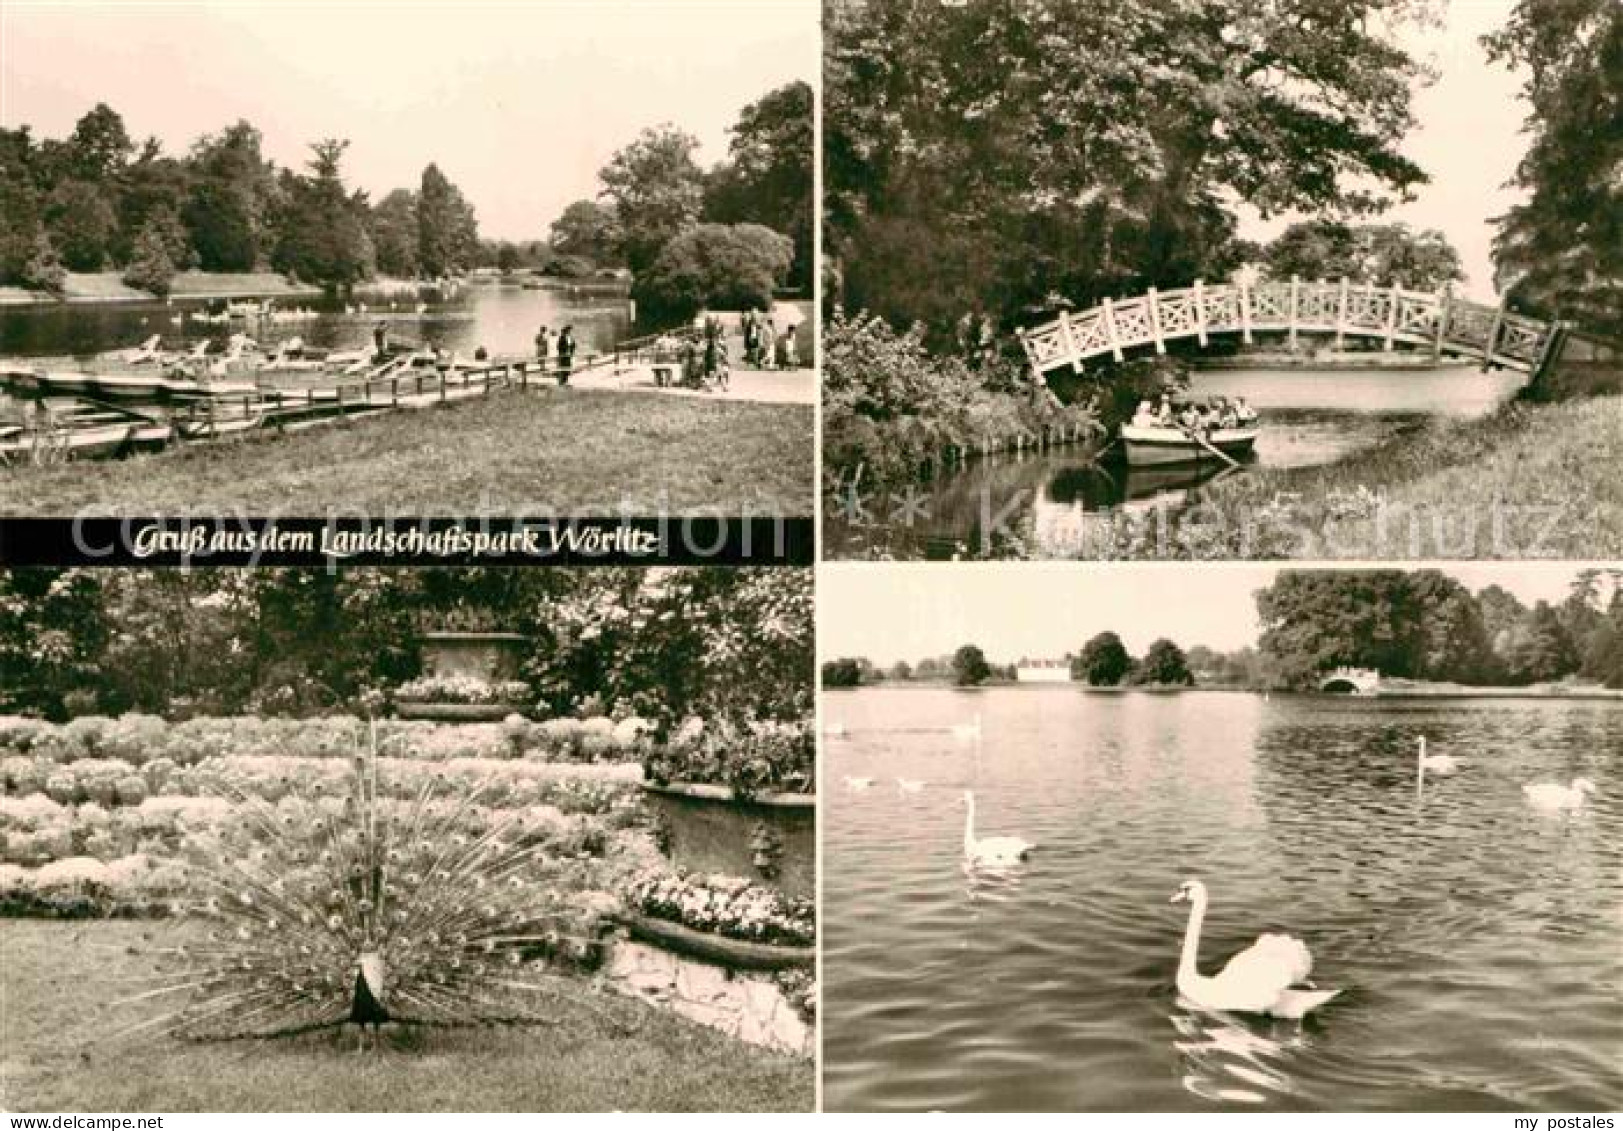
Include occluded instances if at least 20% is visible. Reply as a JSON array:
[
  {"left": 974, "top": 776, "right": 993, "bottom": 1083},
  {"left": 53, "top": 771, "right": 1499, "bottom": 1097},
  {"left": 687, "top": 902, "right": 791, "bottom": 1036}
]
[
  {"left": 823, "top": 687, "right": 1623, "bottom": 1111},
  {"left": 0, "top": 282, "right": 632, "bottom": 361},
  {"left": 826, "top": 365, "right": 1531, "bottom": 558}
]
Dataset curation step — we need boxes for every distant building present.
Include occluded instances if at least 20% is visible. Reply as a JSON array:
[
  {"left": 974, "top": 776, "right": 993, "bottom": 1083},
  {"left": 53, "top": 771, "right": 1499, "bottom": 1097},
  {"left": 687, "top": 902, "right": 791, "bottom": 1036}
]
[{"left": 1015, "top": 659, "right": 1071, "bottom": 684}]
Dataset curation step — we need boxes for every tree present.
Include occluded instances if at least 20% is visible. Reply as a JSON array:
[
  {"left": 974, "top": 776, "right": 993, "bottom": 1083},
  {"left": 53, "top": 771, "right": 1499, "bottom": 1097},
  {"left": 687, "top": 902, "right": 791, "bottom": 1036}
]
[
  {"left": 271, "top": 140, "right": 375, "bottom": 289},
  {"left": 821, "top": 658, "right": 864, "bottom": 687},
  {"left": 371, "top": 188, "right": 419, "bottom": 278},
  {"left": 1133, "top": 638, "right": 1194, "bottom": 686},
  {"left": 0, "top": 128, "right": 48, "bottom": 286},
  {"left": 44, "top": 180, "right": 118, "bottom": 271},
  {"left": 63, "top": 103, "right": 133, "bottom": 183},
  {"left": 549, "top": 198, "right": 621, "bottom": 265},
  {"left": 417, "top": 163, "right": 479, "bottom": 277},
  {"left": 1500, "top": 600, "right": 1580, "bottom": 685},
  {"left": 1261, "top": 221, "right": 1465, "bottom": 291},
  {"left": 1256, "top": 570, "right": 1422, "bottom": 688},
  {"left": 889, "top": 660, "right": 913, "bottom": 681},
  {"left": 705, "top": 81, "right": 814, "bottom": 288},
  {"left": 826, "top": 0, "right": 1434, "bottom": 335},
  {"left": 951, "top": 644, "right": 991, "bottom": 687},
  {"left": 122, "top": 215, "right": 178, "bottom": 297},
  {"left": 186, "top": 121, "right": 277, "bottom": 271},
  {"left": 598, "top": 124, "right": 704, "bottom": 275},
  {"left": 632, "top": 222, "right": 794, "bottom": 318},
  {"left": 1484, "top": 0, "right": 1623, "bottom": 337},
  {"left": 1073, "top": 631, "right": 1132, "bottom": 686}
]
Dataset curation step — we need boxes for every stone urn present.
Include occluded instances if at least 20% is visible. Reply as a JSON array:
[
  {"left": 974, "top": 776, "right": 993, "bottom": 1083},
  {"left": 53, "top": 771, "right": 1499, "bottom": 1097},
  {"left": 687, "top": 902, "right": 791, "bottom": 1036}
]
[{"left": 639, "top": 782, "right": 815, "bottom": 900}]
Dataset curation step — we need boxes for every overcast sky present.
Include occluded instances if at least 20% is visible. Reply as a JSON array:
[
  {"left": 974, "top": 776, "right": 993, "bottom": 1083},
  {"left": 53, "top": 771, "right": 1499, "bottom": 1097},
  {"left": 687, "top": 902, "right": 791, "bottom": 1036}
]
[
  {"left": 1238, "top": 0, "right": 1527, "bottom": 303},
  {"left": 820, "top": 564, "right": 1592, "bottom": 665},
  {"left": 0, "top": 0, "right": 814, "bottom": 240}
]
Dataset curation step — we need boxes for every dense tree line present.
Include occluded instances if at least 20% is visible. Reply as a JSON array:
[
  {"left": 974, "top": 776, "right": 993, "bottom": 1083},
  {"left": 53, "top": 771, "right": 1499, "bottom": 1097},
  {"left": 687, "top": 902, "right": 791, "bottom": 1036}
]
[
  {"left": 0, "top": 568, "right": 812, "bottom": 727},
  {"left": 0, "top": 104, "right": 481, "bottom": 296},
  {"left": 1256, "top": 568, "right": 1623, "bottom": 688},
  {"left": 826, "top": 0, "right": 1433, "bottom": 343},
  {"left": 550, "top": 81, "right": 812, "bottom": 318},
  {"left": 821, "top": 635, "right": 1193, "bottom": 689},
  {"left": 1485, "top": 0, "right": 1622, "bottom": 339}
]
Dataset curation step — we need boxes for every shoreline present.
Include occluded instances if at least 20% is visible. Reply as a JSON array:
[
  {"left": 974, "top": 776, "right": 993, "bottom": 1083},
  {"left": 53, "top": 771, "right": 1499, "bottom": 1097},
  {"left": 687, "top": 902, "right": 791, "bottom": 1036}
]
[{"left": 826, "top": 681, "right": 1623, "bottom": 700}]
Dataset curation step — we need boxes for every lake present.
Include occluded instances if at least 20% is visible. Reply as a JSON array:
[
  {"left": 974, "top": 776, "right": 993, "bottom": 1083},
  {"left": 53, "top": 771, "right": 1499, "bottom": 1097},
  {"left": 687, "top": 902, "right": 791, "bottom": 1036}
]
[
  {"left": 824, "top": 364, "right": 1532, "bottom": 558},
  {"left": 822, "top": 686, "right": 1623, "bottom": 1112},
  {"left": 0, "top": 280, "right": 633, "bottom": 362}
]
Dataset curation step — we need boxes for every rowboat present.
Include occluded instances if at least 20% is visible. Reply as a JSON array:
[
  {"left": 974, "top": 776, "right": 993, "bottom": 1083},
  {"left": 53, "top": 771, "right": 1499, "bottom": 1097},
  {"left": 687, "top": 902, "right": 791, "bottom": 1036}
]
[
  {"left": 0, "top": 421, "right": 138, "bottom": 462},
  {"left": 1119, "top": 421, "right": 1260, "bottom": 467}
]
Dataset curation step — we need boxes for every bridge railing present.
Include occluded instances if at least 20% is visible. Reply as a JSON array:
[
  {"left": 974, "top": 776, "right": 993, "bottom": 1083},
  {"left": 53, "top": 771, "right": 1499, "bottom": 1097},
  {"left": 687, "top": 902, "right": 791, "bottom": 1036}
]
[{"left": 1018, "top": 278, "right": 1559, "bottom": 377}]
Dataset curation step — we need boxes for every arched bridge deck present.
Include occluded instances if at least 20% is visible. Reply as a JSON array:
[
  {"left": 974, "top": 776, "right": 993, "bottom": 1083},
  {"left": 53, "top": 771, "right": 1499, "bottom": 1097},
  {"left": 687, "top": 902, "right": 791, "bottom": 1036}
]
[
  {"left": 1319, "top": 667, "right": 1381, "bottom": 694},
  {"left": 1017, "top": 278, "right": 1561, "bottom": 377}
]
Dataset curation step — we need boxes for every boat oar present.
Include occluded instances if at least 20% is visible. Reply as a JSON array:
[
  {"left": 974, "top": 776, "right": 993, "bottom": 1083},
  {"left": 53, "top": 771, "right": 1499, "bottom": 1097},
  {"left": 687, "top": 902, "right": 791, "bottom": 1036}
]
[{"left": 1180, "top": 423, "right": 1241, "bottom": 469}]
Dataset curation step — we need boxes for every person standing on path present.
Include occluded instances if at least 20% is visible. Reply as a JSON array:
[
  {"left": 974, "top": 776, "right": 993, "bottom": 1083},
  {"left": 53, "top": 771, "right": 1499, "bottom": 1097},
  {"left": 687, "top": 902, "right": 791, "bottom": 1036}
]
[
  {"left": 534, "top": 325, "right": 551, "bottom": 378},
  {"left": 556, "top": 325, "right": 575, "bottom": 385}
]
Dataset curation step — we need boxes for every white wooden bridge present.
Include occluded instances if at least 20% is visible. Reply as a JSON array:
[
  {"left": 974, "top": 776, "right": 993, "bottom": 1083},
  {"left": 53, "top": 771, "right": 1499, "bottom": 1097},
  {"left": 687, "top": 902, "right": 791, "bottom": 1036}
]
[
  {"left": 1017, "top": 278, "right": 1564, "bottom": 378},
  {"left": 1319, "top": 667, "right": 1381, "bottom": 694}
]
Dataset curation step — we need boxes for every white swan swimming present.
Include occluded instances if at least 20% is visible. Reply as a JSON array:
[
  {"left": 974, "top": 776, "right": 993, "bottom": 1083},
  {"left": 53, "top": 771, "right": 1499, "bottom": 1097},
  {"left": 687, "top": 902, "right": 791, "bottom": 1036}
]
[
  {"left": 824, "top": 722, "right": 847, "bottom": 737},
  {"left": 949, "top": 714, "right": 982, "bottom": 742},
  {"left": 1171, "top": 879, "right": 1340, "bottom": 1019},
  {"left": 843, "top": 776, "right": 875, "bottom": 791},
  {"left": 1416, "top": 736, "right": 1465, "bottom": 788},
  {"left": 896, "top": 777, "right": 926, "bottom": 794},
  {"left": 1522, "top": 777, "right": 1598, "bottom": 812},
  {"left": 960, "top": 790, "right": 1033, "bottom": 866}
]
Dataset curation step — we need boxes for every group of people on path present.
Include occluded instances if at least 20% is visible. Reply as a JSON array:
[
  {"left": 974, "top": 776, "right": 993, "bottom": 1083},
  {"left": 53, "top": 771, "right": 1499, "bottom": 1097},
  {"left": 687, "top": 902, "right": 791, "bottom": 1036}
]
[
  {"left": 741, "top": 309, "right": 799, "bottom": 370},
  {"left": 532, "top": 325, "right": 578, "bottom": 385}
]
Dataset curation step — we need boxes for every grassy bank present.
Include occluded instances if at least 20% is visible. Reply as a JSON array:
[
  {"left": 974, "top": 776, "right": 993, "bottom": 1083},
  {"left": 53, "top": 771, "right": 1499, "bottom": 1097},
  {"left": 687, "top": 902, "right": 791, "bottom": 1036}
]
[
  {"left": 1097, "top": 394, "right": 1623, "bottom": 560},
  {"left": 0, "top": 387, "right": 812, "bottom": 515},
  {"left": 0, "top": 271, "right": 323, "bottom": 306},
  {"left": 0, "top": 920, "right": 810, "bottom": 1112}
]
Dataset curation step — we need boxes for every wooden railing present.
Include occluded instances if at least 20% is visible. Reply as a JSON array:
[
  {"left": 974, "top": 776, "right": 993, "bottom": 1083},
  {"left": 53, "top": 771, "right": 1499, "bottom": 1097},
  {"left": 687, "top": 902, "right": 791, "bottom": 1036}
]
[{"left": 1017, "top": 278, "right": 1562, "bottom": 377}]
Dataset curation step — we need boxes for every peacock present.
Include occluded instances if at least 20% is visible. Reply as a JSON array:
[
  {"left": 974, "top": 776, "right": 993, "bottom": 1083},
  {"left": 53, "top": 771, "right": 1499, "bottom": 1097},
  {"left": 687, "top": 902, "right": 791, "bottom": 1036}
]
[{"left": 109, "top": 725, "right": 634, "bottom": 1048}]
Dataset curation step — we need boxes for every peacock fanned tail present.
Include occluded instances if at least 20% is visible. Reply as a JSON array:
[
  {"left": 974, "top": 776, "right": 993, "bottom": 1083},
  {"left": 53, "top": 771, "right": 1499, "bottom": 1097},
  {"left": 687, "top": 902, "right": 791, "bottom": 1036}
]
[{"left": 107, "top": 731, "right": 629, "bottom": 1043}]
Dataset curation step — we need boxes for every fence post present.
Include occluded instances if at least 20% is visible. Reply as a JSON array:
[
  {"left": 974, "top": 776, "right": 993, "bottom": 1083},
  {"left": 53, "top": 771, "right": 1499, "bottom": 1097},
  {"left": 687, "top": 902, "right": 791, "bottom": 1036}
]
[
  {"left": 1431, "top": 287, "right": 1451, "bottom": 363},
  {"left": 1482, "top": 298, "right": 1508, "bottom": 372},
  {"left": 1147, "top": 287, "right": 1166, "bottom": 354},
  {"left": 1383, "top": 281, "right": 1401, "bottom": 351},
  {"left": 1101, "top": 297, "right": 1124, "bottom": 362},
  {"left": 1193, "top": 280, "right": 1208, "bottom": 347},
  {"left": 1334, "top": 277, "right": 1350, "bottom": 350},
  {"left": 1288, "top": 276, "right": 1301, "bottom": 352}
]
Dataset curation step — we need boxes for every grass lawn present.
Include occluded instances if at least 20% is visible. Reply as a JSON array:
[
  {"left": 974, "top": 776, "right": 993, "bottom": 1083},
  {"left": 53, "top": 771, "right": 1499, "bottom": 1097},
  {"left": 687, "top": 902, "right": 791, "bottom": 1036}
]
[
  {"left": 0, "top": 386, "right": 813, "bottom": 515},
  {"left": 1096, "top": 393, "right": 1623, "bottom": 560},
  {"left": 0, "top": 920, "right": 812, "bottom": 1112}
]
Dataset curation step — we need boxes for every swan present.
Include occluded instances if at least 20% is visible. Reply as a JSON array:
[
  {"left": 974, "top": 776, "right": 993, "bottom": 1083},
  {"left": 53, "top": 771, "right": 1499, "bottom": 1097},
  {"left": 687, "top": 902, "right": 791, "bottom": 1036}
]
[
  {"left": 1170, "top": 879, "right": 1340, "bottom": 1019},
  {"left": 824, "top": 722, "right": 847, "bottom": 737},
  {"left": 896, "top": 777, "right": 926, "bottom": 794},
  {"left": 1523, "top": 777, "right": 1598, "bottom": 812},
  {"left": 843, "top": 776, "right": 874, "bottom": 791},
  {"left": 949, "top": 714, "right": 982, "bottom": 741},
  {"left": 960, "top": 790, "right": 1033, "bottom": 866},
  {"left": 1416, "top": 736, "right": 1465, "bottom": 788}
]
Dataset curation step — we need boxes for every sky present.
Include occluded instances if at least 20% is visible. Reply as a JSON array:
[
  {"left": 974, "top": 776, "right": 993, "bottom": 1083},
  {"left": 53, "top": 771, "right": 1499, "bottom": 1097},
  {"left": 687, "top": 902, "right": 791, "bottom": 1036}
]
[
  {"left": 819, "top": 564, "right": 1593, "bottom": 665},
  {"left": 1238, "top": 0, "right": 1528, "bottom": 303},
  {"left": 0, "top": 0, "right": 815, "bottom": 240}
]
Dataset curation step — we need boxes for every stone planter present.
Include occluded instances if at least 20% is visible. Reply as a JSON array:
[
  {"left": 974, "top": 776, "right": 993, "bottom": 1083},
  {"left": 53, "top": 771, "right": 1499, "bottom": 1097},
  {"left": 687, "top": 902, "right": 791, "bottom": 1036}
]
[
  {"left": 605, "top": 937, "right": 813, "bottom": 1056},
  {"left": 640, "top": 782, "right": 814, "bottom": 899},
  {"left": 394, "top": 700, "right": 516, "bottom": 722},
  {"left": 420, "top": 631, "right": 529, "bottom": 682},
  {"left": 620, "top": 912, "right": 813, "bottom": 971}
]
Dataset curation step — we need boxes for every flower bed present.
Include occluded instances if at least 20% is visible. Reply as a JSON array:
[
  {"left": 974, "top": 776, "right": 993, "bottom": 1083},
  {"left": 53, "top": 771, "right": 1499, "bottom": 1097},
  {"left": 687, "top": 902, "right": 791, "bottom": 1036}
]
[
  {"left": 394, "top": 674, "right": 533, "bottom": 706},
  {"left": 642, "top": 718, "right": 813, "bottom": 798},
  {"left": 624, "top": 870, "right": 814, "bottom": 950},
  {"left": 0, "top": 713, "right": 648, "bottom": 767}
]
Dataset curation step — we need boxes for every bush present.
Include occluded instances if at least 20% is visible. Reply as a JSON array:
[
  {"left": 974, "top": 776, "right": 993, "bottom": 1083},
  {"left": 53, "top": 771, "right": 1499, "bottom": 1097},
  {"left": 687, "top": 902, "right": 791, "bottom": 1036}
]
[
  {"left": 632, "top": 222, "right": 793, "bottom": 320},
  {"left": 641, "top": 717, "right": 813, "bottom": 797}
]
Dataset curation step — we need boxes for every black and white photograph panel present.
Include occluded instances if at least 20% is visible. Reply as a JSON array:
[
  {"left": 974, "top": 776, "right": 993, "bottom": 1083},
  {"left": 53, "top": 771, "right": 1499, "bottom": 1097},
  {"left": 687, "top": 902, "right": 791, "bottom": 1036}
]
[
  {"left": 822, "top": 0, "right": 1621, "bottom": 560},
  {"left": 820, "top": 563, "right": 1623, "bottom": 1111},
  {"left": 0, "top": 567, "right": 814, "bottom": 1111},
  {"left": 0, "top": 1, "right": 814, "bottom": 517}
]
